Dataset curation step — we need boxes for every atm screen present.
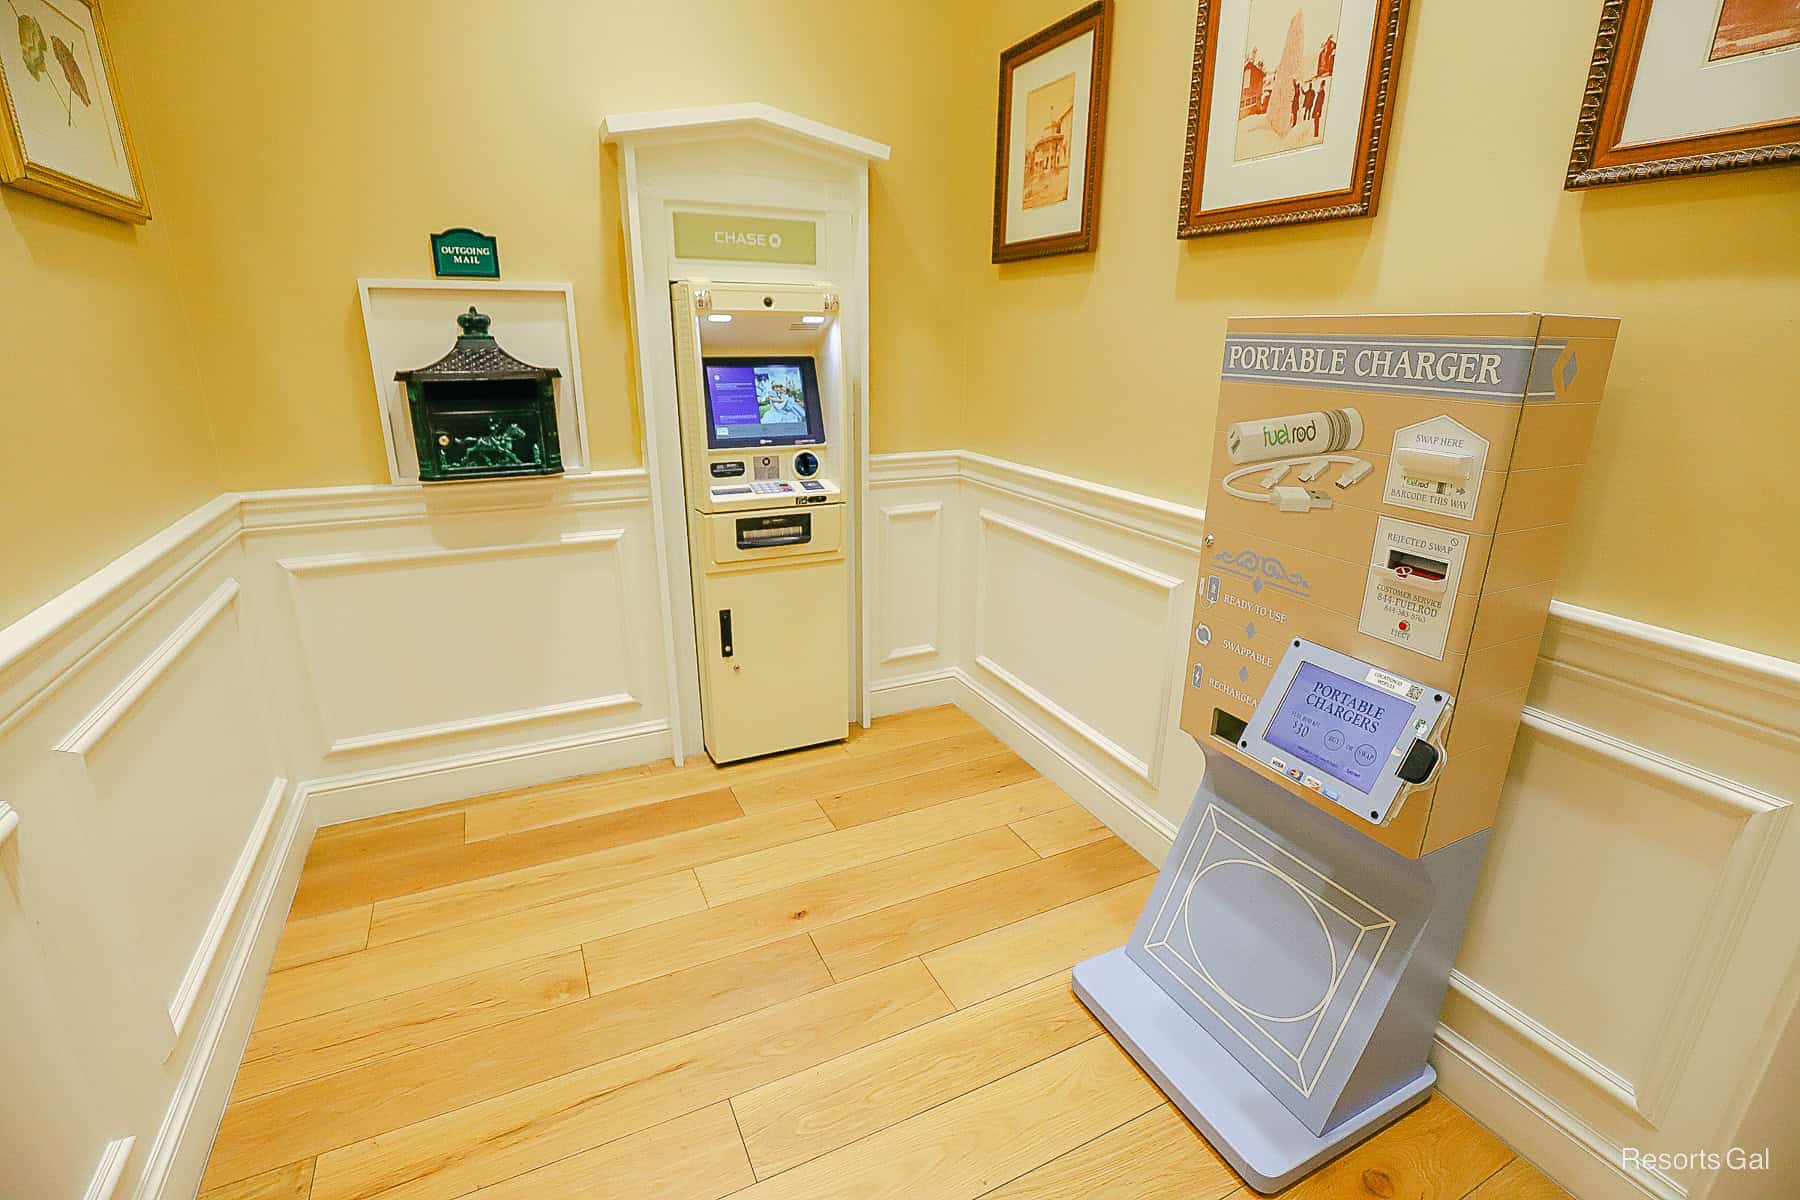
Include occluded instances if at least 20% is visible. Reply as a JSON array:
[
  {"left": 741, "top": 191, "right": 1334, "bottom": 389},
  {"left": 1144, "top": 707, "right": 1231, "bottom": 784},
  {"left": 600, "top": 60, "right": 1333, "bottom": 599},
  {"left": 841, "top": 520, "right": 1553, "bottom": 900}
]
[
  {"left": 1263, "top": 661, "right": 1416, "bottom": 795},
  {"left": 702, "top": 357, "right": 825, "bottom": 448}
]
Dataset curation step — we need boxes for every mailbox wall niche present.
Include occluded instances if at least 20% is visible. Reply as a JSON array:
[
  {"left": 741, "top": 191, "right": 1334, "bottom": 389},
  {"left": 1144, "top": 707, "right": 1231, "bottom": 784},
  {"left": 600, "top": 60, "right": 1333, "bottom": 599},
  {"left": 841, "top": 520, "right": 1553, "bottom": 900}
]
[
  {"left": 357, "top": 279, "right": 592, "bottom": 483},
  {"left": 397, "top": 308, "right": 562, "bottom": 482}
]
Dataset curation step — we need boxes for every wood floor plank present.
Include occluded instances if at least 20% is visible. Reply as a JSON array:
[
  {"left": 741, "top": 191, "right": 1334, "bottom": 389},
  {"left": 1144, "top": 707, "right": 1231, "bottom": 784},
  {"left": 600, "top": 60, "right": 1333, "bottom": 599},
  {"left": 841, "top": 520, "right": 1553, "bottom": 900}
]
[
  {"left": 696, "top": 778, "right": 1070, "bottom": 905},
  {"left": 205, "top": 937, "right": 827, "bottom": 1191},
  {"left": 287, "top": 787, "right": 739, "bottom": 920},
  {"left": 368, "top": 801, "right": 833, "bottom": 945},
  {"left": 463, "top": 741, "right": 850, "bottom": 841},
  {"left": 726, "top": 1036, "right": 1161, "bottom": 1200},
  {"left": 204, "top": 710, "right": 1541, "bottom": 1200},
  {"left": 979, "top": 1104, "right": 1238, "bottom": 1200},
  {"left": 197, "top": 1159, "right": 315, "bottom": 1200},
  {"left": 581, "top": 827, "right": 1037, "bottom": 996},
  {"left": 268, "top": 905, "right": 370, "bottom": 972},
  {"left": 733, "top": 972, "right": 1101, "bottom": 1179},
  {"left": 1467, "top": 1156, "right": 1570, "bottom": 1200},
  {"left": 254, "top": 869, "right": 704, "bottom": 1030},
  {"left": 461, "top": 760, "right": 725, "bottom": 842},
  {"left": 304, "top": 812, "right": 464, "bottom": 867},
  {"left": 812, "top": 836, "right": 1153, "bottom": 982},
  {"left": 308, "top": 959, "right": 953, "bottom": 1200},
  {"left": 728, "top": 730, "right": 1007, "bottom": 813},
  {"left": 1010, "top": 805, "right": 1110, "bottom": 858},
  {"left": 924, "top": 875, "right": 1154, "bottom": 1008},
  {"left": 842, "top": 704, "right": 983, "bottom": 756},
  {"left": 819, "top": 751, "right": 1038, "bottom": 828},
  {"left": 1261, "top": 1096, "right": 1513, "bottom": 1200},
  {"left": 232, "top": 952, "right": 588, "bottom": 1103},
  {"left": 467, "top": 1102, "right": 753, "bottom": 1200}
]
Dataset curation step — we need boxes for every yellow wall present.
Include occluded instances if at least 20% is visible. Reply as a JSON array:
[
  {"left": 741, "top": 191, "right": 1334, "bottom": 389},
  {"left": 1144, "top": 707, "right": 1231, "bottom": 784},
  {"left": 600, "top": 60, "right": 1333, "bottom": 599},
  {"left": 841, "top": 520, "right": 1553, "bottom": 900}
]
[
  {"left": 955, "top": 0, "right": 1800, "bottom": 659},
  {"left": 11, "top": 1, "right": 1797, "bottom": 662},
  {"left": 122, "top": 0, "right": 972, "bottom": 492},
  {"left": 0, "top": 0, "right": 219, "bottom": 627}
]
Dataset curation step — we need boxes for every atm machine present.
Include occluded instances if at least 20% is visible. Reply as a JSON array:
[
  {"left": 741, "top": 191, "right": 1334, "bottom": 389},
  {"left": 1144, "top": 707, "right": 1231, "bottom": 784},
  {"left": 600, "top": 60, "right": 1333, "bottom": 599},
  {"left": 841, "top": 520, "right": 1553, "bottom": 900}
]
[
  {"left": 669, "top": 281, "right": 850, "bottom": 763},
  {"left": 1075, "top": 313, "right": 1619, "bottom": 1191}
]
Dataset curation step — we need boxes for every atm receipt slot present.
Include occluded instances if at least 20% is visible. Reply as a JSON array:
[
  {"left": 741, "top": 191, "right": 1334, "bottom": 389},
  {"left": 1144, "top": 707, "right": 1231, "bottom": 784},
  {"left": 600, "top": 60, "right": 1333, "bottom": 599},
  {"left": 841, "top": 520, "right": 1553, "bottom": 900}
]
[{"left": 1236, "top": 638, "right": 1451, "bottom": 826}]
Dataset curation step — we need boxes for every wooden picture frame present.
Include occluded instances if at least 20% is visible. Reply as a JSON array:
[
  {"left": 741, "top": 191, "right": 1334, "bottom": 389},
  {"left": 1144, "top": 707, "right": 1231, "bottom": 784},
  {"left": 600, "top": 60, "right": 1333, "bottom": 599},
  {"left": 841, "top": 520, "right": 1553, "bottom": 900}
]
[
  {"left": 0, "top": 0, "right": 148, "bottom": 222},
  {"left": 992, "top": 1, "right": 1113, "bottom": 263},
  {"left": 1566, "top": 0, "right": 1799, "bottom": 189},
  {"left": 1177, "top": 0, "right": 1408, "bottom": 237}
]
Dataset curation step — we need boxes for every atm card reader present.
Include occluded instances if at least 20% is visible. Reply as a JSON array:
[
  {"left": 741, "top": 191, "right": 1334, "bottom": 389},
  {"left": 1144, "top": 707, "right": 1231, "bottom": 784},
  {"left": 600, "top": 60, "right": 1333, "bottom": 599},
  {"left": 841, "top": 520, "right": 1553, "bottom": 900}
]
[{"left": 1237, "top": 638, "right": 1450, "bottom": 826}]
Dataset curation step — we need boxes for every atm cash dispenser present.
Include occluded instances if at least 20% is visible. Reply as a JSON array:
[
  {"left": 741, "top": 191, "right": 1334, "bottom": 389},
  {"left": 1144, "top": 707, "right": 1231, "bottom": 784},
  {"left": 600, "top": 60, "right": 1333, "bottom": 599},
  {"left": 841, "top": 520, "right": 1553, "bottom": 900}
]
[
  {"left": 1075, "top": 314, "right": 1619, "bottom": 1191},
  {"left": 669, "top": 281, "right": 850, "bottom": 763}
]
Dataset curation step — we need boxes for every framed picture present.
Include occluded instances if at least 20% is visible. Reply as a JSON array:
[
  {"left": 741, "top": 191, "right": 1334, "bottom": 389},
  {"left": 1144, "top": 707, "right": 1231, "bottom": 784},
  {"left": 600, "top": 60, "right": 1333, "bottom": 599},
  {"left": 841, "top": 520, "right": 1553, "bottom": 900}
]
[
  {"left": 1566, "top": 0, "right": 1799, "bottom": 188},
  {"left": 1177, "top": 0, "right": 1408, "bottom": 237},
  {"left": 992, "top": 1, "right": 1113, "bottom": 263},
  {"left": 0, "top": 0, "right": 148, "bottom": 222}
]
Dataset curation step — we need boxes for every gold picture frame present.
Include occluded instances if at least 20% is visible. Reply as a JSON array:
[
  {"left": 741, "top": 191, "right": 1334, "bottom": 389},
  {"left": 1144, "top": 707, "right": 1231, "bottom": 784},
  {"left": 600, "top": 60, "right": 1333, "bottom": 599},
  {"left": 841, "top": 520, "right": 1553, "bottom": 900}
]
[{"left": 0, "top": 0, "right": 149, "bottom": 222}]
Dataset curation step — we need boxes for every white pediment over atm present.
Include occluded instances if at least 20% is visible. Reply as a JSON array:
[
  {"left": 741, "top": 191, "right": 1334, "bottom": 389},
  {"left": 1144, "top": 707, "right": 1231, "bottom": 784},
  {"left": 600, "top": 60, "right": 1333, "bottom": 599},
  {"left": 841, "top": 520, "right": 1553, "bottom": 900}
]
[{"left": 600, "top": 103, "right": 891, "bottom": 162}]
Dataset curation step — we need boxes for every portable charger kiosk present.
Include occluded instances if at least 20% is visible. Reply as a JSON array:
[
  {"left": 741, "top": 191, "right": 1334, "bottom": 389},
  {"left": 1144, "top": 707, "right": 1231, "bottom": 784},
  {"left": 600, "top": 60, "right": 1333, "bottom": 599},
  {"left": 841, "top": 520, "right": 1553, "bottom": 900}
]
[
  {"left": 1073, "top": 313, "right": 1620, "bottom": 1192},
  {"left": 669, "top": 281, "right": 851, "bottom": 764}
]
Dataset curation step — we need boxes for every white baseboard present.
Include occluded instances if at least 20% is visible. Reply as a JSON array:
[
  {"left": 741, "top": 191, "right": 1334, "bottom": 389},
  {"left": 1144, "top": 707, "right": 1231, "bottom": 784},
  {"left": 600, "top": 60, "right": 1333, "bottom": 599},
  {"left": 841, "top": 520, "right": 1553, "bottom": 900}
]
[
  {"left": 944, "top": 668, "right": 1177, "bottom": 865},
  {"left": 132, "top": 786, "right": 310, "bottom": 1200},
  {"left": 302, "top": 719, "right": 674, "bottom": 830},
  {"left": 1433, "top": 1024, "right": 1684, "bottom": 1200}
]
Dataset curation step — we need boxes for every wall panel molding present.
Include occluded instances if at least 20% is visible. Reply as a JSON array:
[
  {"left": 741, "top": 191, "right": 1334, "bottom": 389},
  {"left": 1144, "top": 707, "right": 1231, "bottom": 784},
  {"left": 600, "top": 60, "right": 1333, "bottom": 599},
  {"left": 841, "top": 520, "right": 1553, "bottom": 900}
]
[
  {"left": 868, "top": 449, "right": 1800, "bottom": 1200},
  {"left": 278, "top": 529, "right": 648, "bottom": 760},
  {"left": 875, "top": 500, "right": 945, "bottom": 667}
]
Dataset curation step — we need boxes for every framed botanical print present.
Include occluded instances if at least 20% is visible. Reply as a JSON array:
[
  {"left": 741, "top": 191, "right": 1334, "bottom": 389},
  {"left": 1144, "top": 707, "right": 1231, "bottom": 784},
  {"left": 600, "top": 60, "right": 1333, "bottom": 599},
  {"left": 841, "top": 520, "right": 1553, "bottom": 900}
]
[
  {"left": 992, "top": 1, "right": 1113, "bottom": 263},
  {"left": 1177, "top": 0, "right": 1408, "bottom": 237},
  {"left": 1566, "top": 0, "right": 1799, "bottom": 188},
  {"left": 0, "top": 0, "right": 148, "bottom": 222}
]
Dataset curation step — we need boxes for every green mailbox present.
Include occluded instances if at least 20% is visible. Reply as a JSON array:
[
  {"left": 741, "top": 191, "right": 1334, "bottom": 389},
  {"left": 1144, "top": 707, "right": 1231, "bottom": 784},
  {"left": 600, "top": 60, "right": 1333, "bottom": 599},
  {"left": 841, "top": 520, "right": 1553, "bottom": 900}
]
[{"left": 396, "top": 308, "right": 562, "bottom": 482}]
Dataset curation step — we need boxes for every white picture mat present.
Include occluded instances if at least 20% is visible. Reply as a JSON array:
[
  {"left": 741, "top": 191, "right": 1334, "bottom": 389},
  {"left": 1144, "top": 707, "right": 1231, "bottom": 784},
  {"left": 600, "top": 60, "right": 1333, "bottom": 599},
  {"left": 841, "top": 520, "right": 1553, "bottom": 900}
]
[
  {"left": 1199, "top": 0, "right": 1378, "bottom": 213},
  {"left": 1003, "top": 29, "right": 1096, "bottom": 245},
  {"left": 0, "top": 0, "right": 135, "bottom": 197},
  {"left": 357, "top": 279, "right": 591, "bottom": 484},
  {"left": 1621, "top": 1, "right": 1800, "bottom": 145}
]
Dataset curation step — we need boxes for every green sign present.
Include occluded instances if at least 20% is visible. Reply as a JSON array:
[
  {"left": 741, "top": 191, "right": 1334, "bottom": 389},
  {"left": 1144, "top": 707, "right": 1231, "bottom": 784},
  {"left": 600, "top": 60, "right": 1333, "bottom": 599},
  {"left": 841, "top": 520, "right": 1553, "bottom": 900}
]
[
  {"left": 432, "top": 228, "right": 500, "bottom": 278},
  {"left": 672, "top": 212, "right": 817, "bottom": 265}
]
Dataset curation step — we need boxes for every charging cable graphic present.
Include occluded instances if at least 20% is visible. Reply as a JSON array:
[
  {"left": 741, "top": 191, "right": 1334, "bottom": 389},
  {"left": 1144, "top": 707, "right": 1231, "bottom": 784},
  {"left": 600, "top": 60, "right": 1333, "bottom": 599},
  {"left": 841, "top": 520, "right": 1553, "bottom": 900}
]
[{"left": 1223, "top": 455, "right": 1373, "bottom": 512}]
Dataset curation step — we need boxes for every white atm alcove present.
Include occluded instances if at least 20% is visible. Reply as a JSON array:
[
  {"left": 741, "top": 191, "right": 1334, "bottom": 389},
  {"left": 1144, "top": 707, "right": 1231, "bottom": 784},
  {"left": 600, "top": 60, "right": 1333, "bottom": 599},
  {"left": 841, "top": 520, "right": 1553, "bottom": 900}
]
[{"left": 603, "top": 104, "right": 889, "bottom": 762}]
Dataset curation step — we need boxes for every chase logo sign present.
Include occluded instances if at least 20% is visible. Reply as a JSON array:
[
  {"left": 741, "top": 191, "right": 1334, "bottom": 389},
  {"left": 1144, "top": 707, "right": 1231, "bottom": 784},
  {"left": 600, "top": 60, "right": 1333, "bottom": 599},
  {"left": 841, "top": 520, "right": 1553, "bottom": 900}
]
[{"left": 673, "top": 212, "right": 818, "bottom": 266}]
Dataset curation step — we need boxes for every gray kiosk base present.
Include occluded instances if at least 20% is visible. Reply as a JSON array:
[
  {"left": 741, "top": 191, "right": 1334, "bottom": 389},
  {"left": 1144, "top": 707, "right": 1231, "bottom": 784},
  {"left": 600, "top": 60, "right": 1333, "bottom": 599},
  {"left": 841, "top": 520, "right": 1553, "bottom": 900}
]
[
  {"left": 1074, "top": 948, "right": 1434, "bottom": 1192},
  {"left": 1074, "top": 753, "right": 1487, "bottom": 1194}
]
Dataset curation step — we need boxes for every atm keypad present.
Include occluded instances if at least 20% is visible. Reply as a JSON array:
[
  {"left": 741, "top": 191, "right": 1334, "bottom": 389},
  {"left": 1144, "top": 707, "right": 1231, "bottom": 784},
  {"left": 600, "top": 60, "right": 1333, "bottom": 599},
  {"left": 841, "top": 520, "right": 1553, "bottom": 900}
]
[{"left": 750, "top": 482, "right": 796, "bottom": 495}]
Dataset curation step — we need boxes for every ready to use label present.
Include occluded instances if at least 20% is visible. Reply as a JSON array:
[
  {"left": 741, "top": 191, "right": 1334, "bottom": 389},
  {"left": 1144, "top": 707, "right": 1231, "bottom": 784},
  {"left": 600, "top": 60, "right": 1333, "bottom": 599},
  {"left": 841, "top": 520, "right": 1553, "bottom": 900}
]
[{"left": 1359, "top": 516, "right": 1467, "bottom": 660}]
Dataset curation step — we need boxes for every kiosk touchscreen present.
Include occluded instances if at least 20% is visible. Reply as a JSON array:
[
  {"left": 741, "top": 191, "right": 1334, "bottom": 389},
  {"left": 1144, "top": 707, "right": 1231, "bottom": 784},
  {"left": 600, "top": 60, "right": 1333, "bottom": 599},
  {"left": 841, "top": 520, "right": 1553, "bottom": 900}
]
[
  {"left": 1074, "top": 313, "right": 1619, "bottom": 1192},
  {"left": 670, "top": 282, "right": 851, "bottom": 764},
  {"left": 701, "top": 357, "right": 825, "bottom": 448}
]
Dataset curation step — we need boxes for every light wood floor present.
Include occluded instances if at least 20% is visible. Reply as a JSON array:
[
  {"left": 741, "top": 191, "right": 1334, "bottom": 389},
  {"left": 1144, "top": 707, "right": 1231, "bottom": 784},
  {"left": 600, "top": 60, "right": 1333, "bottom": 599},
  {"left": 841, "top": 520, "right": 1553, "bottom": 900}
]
[{"left": 201, "top": 705, "right": 1568, "bottom": 1200}]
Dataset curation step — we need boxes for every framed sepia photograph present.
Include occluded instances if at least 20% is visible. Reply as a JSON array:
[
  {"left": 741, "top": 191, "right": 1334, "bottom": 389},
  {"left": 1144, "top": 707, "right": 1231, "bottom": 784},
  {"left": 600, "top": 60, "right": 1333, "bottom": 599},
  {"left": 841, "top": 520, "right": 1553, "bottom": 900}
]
[
  {"left": 1178, "top": 0, "right": 1408, "bottom": 237},
  {"left": 992, "top": 0, "right": 1113, "bottom": 263},
  {"left": 0, "top": 0, "right": 148, "bottom": 222},
  {"left": 1566, "top": 0, "right": 1799, "bottom": 188}
]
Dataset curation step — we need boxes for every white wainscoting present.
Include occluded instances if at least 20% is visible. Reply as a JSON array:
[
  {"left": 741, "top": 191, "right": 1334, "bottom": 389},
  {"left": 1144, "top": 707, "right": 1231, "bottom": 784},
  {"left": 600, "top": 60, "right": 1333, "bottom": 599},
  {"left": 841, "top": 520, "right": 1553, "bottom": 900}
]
[
  {"left": 0, "top": 469, "right": 674, "bottom": 1200},
  {"left": 868, "top": 450, "right": 1799, "bottom": 1200},
  {"left": 2, "top": 454, "right": 1793, "bottom": 1200}
]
